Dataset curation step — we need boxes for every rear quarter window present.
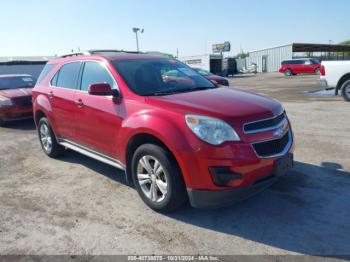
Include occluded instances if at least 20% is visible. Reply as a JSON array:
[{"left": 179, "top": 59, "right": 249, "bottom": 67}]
[{"left": 36, "top": 64, "right": 55, "bottom": 84}]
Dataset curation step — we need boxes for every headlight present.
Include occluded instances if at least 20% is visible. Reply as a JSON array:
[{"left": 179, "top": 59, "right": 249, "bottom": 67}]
[
  {"left": 0, "top": 97, "right": 13, "bottom": 107},
  {"left": 185, "top": 115, "right": 240, "bottom": 145}
]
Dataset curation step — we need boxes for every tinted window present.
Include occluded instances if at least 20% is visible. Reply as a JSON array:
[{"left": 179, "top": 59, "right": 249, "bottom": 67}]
[
  {"left": 0, "top": 76, "right": 35, "bottom": 90},
  {"left": 36, "top": 64, "right": 54, "bottom": 84},
  {"left": 56, "top": 62, "right": 82, "bottom": 89},
  {"left": 81, "top": 62, "right": 117, "bottom": 91},
  {"left": 113, "top": 59, "right": 215, "bottom": 96}
]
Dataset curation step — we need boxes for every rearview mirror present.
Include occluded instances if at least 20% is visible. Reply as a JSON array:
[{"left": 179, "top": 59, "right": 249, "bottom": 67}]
[{"left": 88, "top": 83, "right": 120, "bottom": 98}]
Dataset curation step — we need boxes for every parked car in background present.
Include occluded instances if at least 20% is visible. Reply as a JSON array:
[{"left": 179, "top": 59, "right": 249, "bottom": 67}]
[
  {"left": 279, "top": 59, "right": 321, "bottom": 76},
  {"left": 320, "top": 60, "right": 350, "bottom": 101},
  {"left": 0, "top": 74, "right": 36, "bottom": 126},
  {"left": 33, "top": 50, "right": 294, "bottom": 212},
  {"left": 193, "top": 68, "right": 229, "bottom": 86}
]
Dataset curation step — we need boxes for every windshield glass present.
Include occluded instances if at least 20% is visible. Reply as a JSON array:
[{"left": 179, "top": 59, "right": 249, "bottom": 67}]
[
  {"left": 113, "top": 59, "right": 215, "bottom": 96},
  {"left": 195, "top": 68, "right": 214, "bottom": 76},
  {"left": 0, "top": 76, "right": 35, "bottom": 90}
]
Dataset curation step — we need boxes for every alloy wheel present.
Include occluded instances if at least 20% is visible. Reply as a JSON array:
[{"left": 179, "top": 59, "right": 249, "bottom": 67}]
[
  {"left": 40, "top": 123, "right": 52, "bottom": 153},
  {"left": 137, "top": 155, "right": 168, "bottom": 203}
]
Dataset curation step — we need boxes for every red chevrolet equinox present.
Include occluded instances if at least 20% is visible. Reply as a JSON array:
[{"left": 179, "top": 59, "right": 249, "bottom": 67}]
[{"left": 33, "top": 50, "right": 294, "bottom": 212}]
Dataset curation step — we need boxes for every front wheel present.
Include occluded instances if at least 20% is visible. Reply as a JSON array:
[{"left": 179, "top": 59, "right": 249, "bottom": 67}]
[
  {"left": 341, "top": 80, "right": 350, "bottom": 102},
  {"left": 38, "top": 117, "right": 65, "bottom": 158},
  {"left": 284, "top": 69, "right": 292, "bottom": 77},
  {"left": 131, "top": 144, "right": 187, "bottom": 212}
]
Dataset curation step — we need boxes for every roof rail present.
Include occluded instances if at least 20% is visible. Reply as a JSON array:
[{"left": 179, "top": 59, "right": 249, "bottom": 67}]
[
  {"left": 88, "top": 49, "right": 142, "bottom": 54},
  {"left": 60, "top": 52, "right": 91, "bottom": 58}
]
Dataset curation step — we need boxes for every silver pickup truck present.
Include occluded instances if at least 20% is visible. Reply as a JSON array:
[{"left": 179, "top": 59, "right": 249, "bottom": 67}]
[{"left": 320, "top": 61, "right": 350, "bottom": 102}]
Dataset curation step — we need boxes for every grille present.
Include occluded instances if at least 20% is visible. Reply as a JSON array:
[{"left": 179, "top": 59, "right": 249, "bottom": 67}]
[
  {"left": 253, "top": 131, "right": 290, "bottom": 157},
  {"left": 244, "top": 112, "right": 286, "bottom": 133},
  {"left": 12, "top": 96, "right": 32, "bottom": 107}
]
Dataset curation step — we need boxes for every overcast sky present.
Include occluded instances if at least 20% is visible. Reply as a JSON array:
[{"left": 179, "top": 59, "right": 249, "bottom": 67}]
[{"left": 1, "top": 0, "right": 349, "bottom": 57}]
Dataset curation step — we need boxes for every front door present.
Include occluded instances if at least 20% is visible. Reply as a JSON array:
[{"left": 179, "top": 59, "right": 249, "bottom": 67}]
[{"left": 75, "top": 61, "right": 123, "bottom": 158}]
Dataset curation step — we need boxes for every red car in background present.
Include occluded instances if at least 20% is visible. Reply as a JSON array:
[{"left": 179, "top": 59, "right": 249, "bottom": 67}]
[
  {"left": 193, "top": 68, "right": 229, "bottom": 86},
  {"left": 0, "top": 74, "right": 35, "bottom": 126},
  {"left": 279, "top": 59, "right": 321, "bottom": 76}
]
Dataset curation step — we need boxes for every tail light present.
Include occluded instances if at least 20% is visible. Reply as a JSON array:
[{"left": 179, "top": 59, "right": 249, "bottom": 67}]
[{"left": 320, "top": 65, "right": 325, "bottom": 76}]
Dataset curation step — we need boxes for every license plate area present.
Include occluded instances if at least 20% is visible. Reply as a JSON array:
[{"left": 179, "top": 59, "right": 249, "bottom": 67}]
[{"left": 274, "top": 154, "right": 294, "bottom": 177}]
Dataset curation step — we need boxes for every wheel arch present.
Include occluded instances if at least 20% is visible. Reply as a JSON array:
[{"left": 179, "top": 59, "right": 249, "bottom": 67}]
[
  {"left": 124, "top": 133, "right": 181, "bottom": 186},
  {"left": 336, "top": 73, "right": 350, "bottom": 95}
]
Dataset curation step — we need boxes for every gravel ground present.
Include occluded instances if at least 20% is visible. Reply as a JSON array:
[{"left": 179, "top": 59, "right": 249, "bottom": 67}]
[{"left": 0, "top": 73, "right": 349, "bottom": 257}]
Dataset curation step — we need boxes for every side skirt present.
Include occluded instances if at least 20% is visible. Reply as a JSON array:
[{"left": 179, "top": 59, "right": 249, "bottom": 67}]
[{"left": 57, "top": 138, "right": 126, "bottom": 171}]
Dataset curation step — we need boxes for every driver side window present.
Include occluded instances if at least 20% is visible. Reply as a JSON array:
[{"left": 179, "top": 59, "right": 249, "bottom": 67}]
[{"left": 81, "top": 61, "right": 118, "bottom": 91}]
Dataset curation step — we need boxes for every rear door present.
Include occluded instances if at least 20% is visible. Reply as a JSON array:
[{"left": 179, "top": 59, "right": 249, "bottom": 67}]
[
  {"left": 74, "top": 61, "right": 123, "bottom": 157},
  {"left": 49, "top": 62, "right": 82, "bottom": 140}
]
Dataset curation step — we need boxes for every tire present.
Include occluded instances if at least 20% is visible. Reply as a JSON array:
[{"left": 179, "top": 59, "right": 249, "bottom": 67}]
[
  {"left": 0, "top": 119, "right": 5, "bottom": 127},
  {"left": 341, "top": 79, "right": 350, "bottom": 102},
  {"left": 131, "top": 144, "right": 187, "bottom": 212},
  {"left": 38, "top": 117, "right": 65, "bottom": 158},
  {"left": 315, "top": 68, "right": 320, "bottom": 75},
  {"left": 284, "top": 69, "right": 292, "bottom": 77}
]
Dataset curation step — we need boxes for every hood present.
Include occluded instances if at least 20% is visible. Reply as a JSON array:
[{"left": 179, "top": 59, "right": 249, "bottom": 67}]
[
  {"left": 0, "top": 88, "right": 32, "bottom": 99},
  {"left": 206, "top": 75, "right": 225, "bottom": 81},
  {"left": 146, "top": 87, "right": 283, "bottom": 127}
]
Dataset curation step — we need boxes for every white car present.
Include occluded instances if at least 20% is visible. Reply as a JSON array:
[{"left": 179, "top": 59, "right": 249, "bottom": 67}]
[{"left": 320, "top": 61, "right": 350, "bottom": 101}]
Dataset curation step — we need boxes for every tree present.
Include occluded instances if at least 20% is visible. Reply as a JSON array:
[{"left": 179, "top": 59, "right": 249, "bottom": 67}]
[{"left": 235, "top": 52, "right": 249, "bottom": 59}]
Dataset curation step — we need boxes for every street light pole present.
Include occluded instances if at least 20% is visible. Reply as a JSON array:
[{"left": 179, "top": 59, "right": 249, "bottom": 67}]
[{"left": 132, "top": 27, "right": 144, "bottom": 52}]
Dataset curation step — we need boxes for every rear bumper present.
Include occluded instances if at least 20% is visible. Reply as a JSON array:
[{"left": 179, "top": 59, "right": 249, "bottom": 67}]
[{"left": 320, "top": 79, "right": 328, "bottom": 88}]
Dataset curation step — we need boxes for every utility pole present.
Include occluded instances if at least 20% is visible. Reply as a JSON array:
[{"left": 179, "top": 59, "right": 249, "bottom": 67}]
[{"left": 132, "top": 27, "right": 144, "bottom": 52}]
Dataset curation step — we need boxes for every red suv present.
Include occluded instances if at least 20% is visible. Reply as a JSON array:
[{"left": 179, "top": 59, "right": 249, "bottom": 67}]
[
  {"left": 0, "top": 74, "right": 35, "bottom": 126},
  {"left": 33, "top": 50, "right": 294, "bottom": 212},
  {"left": 279, "top": 59, "right": 321, "bottom": 76}
]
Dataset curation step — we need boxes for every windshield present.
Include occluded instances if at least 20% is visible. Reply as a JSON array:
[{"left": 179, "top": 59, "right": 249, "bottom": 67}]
[
  {"left": 0, "top": 76, "right": 35, "bottom": 90},
  {"left": 113, "top": 59, "right": 215, "bottom": 96},
  {"left": 195, "top": 68, "right": 214, "bottom": 76}
]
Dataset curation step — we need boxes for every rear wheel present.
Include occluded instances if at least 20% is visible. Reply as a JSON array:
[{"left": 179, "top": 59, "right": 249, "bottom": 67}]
[
  {"left": 341, "top": 80, "right": 350, "bottom": 102},
  {"left": 38, "top": 117, "right": 65, "bottom": 157},
  {"left": 131, "top": 144, "right": 187, "bottom": 212},
  {"left": 284, "top": 69, "right": 292, "bottom": 76}
]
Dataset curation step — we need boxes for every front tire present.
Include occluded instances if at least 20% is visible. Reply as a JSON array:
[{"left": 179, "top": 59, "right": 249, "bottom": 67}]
[
  {"left": 341, "top": 80, "right": 350, "bottom": 102},
  {"left": 38, "top": 117, "right": 65, "bottom": 158},
  {"left": 131, "top": 144, "right": 187, "bottom": 212}
]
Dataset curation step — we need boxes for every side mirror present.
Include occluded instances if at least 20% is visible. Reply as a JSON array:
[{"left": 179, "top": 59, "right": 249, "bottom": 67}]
[
  {"left": 88, "top": 83, "right": 120, "bottom": 98},
  {"left": 210, "top": 80, "right": 219, "bottom": 88}
]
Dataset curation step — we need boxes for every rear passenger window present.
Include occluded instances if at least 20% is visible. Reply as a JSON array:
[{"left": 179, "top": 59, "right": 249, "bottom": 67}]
[
  {"left": 80, "top": 61, "right": 117, "bottom": 91},
  {"left": 55, "top": 62, "right": 82, "bottom": 89}
]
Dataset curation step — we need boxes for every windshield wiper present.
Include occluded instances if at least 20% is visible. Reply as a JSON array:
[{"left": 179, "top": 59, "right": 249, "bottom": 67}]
[{"left": 150, "top": 86, "right": 212, "bottom": 96}]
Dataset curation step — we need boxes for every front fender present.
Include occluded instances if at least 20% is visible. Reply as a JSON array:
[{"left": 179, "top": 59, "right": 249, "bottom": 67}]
[{"left": 118, "top": 110, "right": 196, "bottom": 186}]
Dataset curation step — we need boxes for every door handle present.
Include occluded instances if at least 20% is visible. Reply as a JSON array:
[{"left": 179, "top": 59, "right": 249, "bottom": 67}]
[
  {"left": 75, "top": 99, "right": 84, "bottom": 108},
  {"left": 48, "top": 91, "right": 54, "bottom": 99}
]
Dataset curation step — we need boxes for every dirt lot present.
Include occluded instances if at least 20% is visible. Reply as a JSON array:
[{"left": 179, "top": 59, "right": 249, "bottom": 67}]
[{"left": 0, "top": 73, "right": 349, "bottom": 256}]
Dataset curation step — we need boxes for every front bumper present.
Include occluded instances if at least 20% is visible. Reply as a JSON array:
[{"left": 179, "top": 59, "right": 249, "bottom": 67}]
[
  {"left": 0, "top": 106, "right": 33, "bottom": 122},
  {"left": 187, "top": 154, "right": 294, "bottom": 208}
]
